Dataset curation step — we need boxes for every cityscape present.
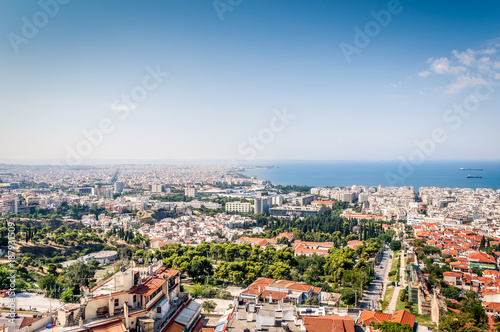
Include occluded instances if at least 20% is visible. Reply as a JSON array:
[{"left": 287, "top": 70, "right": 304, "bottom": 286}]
[{"left": 2, "top": 1, "right": 500, "bottom": 332}]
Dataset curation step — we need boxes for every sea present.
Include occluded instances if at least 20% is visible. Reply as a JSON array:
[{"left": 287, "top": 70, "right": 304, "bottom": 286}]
[{"left": 240, "top": 161, "right": 500, "bottom": 191}]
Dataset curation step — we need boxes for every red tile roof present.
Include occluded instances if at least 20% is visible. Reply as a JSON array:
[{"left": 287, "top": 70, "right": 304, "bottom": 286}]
[
  {"left": 130, "top": 276, "right": 166, "bottom": 296},
  {"left": 303, "top": 315, "right": 355, "bottom": 332},
  {"left": 358, "top": 310, "right": 391, "bottom": 326},
  {"left": 358, "top": 310, "right": 415, "bottom": 328},
  {"left": 19, "top": 316, "right": 44, "bottom": 329},
  {"left": 392, "top": 310, "right": 416, "bottom": 328},
  {"left": 260, "top": 290, "right": 288, "bottom": 301},
  {"left": 485, "top": 302, "right": 500, "bottom": 312}
]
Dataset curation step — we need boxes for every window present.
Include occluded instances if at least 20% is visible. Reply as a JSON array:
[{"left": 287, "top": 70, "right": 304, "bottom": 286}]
[
  {"left": 133, "top": 295, "right": 137, "bottom": 303},
  {"left": 114, "top": 299, "right": 119, "bottom": 307},
  {"left": 157, "top": 306, "right": 162, "bottom": 313}
]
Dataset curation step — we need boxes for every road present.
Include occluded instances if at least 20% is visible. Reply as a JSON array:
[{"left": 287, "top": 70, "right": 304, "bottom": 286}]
[{"left": 359, "top": 245, "right": 392, "bottom": 310}]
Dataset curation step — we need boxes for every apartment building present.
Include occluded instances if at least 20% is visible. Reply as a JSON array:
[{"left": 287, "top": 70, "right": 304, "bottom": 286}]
[
  {"left": 185, "top": 187, "right": 198, "bottom": 198},
  {"left": 225, "top": 201, "right": 253, "bottom": 213},
  {"left": 56, "top": 264, "right": 203, "bottom": 332},
  {"left": 0, "top": 197, "right": 18, "bottom": 215}
]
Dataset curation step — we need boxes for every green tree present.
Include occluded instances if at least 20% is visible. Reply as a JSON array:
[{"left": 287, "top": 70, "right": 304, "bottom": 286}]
[
  {"left": 462, "top": 292, "right": 489, "bottom": 329},
  {"left": 480, "top": 236, "right": 486, "bottom": 251},
  {"left": 39, "top": 274, "right": 58, "bottom": 291},
  {"left": 372, "top": 321, "right": 412, "bottom": 332},
  {"left": 61, "top": 288, "right": 74, "bottom": 303},
  {"left": 64, "top": 261, "right": 96, "bottom": 292},
  {"left": 188, "top": 256, "right": 214, "bottom": 281},
  {"left": 389, "top": 240, "right": 402, "bottom": 251},
  {"left": 47, "top": 263, "right": 58, "bottom": 275},
  {"left": 202, "top": 300, "right": 217, "bottom": 314},
  {"left": 267, "top": 262, "right": 291, "bottom": 280},
  {"left": 441, "top": 286, "right": 461, "bottom": 300},
  {"left": 340, "top": 288, "right": 356, "bottom": 305},
  {"left": 439, "top": 312, "right": 475, "bottom": 332}
]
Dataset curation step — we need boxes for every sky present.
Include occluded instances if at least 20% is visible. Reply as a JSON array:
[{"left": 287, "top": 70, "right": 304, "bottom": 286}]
[{"left": 1, "top": 0, "right": 500, "bottom": 164}]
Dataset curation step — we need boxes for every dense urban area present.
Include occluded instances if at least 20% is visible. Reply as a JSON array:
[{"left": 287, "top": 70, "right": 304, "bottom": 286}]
[{"left": 1, "top": 164, "right": 500, "bottom": 332}]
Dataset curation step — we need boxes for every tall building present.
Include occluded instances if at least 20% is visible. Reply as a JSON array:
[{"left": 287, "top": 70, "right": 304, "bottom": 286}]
[
  {"left": 254, "top": 197, "right": 271, "bottom": 214},
  {"left": 105, "top": 187, "right": 114, "bottom": 198},
  {"left": 341, "top": 192, "right": 357, "bottom": 203},
  {"left": 114, "top": 181, "right": 125, "bottom": 193},
  {"left": 151, "top": 184, "right": 165, "bottom": 193},
  {"left": 271, "top": 195, "right": 284, "bottom": 206},
  {"left": 185, "top": 187, "right": 198, "bottom": 197},
  {"left": 358, "top": 193, "right": 369, "bottom": 202},
  {"left": 0, "top": 197, "right": 18, "bottom": 215}
]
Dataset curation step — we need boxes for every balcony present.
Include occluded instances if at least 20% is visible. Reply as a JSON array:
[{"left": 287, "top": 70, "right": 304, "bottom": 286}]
[
  {"left": 155, "top": 292, "right": 190, "bottom": 332},
  {"left": 168, "top": 281, "right": 178, "bottom": 292}
]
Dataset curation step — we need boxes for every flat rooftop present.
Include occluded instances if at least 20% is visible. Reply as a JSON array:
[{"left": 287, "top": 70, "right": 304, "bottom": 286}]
[{"left": 226, "top": 303, "right": 302, "bottom": 332}]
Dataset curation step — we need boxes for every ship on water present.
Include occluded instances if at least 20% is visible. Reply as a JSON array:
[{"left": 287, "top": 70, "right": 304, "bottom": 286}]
[
  {"left": 460, "top": 168, "right": 483, "bottom": 171},
  {"left": 467, "top": 175, "right": 483, "bottom": 178}
]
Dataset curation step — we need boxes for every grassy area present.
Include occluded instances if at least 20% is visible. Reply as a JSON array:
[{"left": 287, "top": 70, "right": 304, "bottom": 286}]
[
  {"left": 384, "top": 286, "right": 395, "bottom": 304},
  {"left": 395, "top": 294, "right": 417, "bottom": 313},
  {"left": 395, "top": 296, "right": 406, "bottom": 311},
  {"left": 415, "top": 315, "right": 433, "bottom": 326},
  {"left": 388, "top": 251, "right": 401, "bottom": 283}
]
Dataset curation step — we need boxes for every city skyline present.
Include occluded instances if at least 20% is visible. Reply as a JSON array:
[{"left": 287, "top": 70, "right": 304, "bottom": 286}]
[{"left": 1, "top": 1, "right": 500, "bottom": 163}]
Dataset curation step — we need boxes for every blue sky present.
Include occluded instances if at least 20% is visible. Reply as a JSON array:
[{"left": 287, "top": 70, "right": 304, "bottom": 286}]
[{"left": 1, "top": 0, "right": 500, "bottom": 163}]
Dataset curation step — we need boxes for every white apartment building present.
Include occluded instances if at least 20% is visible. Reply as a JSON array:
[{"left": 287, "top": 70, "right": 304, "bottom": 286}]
[
  {"left": 185, "top": 187, "right": 198, "bottom": 197},
  {"left": 0, "top": 197, "right": 18, "bottom": 215},
  {"left": 151, "top": 184, "right": 165, "bottom": 193},
  {"left": 272, "top": 195, "right": 284, "bottom": 206},
  {"left": 358, "top": 193, "right": 369, "bottom": 202},
  {"left": 226, "top": 201, "right": 253, "bottom": 213}
]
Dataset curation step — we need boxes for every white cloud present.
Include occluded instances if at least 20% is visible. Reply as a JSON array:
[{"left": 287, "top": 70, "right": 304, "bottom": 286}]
[
  {"left": 452, "top": 48, "right": 475, "bottom": 66},
  {"left": 477, "top": 56, "right": 492, "bottom": 74},
  {"left": 429, "top": 57, "right": 466, "bottom": 75},
  {"left": 416, "top": 39, "right": 500, "bottom": 95},
  {"left": 418, "top": 71, "right": 430, "bottom": 78},
  {"left": 479, "top": 48, "right": 496, "bottom": 55},
  {"left": 444, "top": 75, "right": 488, "bottom": 95}
]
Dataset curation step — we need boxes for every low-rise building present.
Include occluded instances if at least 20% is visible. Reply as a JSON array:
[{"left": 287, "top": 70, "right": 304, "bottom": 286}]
[{"left": 55, "top": 264, "right": 202, "bottom": 332}]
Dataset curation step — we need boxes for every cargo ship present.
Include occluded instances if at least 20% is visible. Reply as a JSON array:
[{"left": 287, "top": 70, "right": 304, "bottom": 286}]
[
  {"left": 466, "top": 175, "right": 483, "bottom": 178},
  {"left": 460, "top": 168, "right": 483, "bottom": 171}
]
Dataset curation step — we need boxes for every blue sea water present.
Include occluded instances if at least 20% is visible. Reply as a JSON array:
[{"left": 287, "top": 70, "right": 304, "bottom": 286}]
[{"left": 240, "top": 161, "right": 500, "bottom": 190}]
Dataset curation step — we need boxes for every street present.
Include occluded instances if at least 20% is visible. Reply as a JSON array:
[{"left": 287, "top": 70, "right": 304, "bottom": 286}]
[{"left": 359, "top": 245, "right": 392, "bottom": 310}]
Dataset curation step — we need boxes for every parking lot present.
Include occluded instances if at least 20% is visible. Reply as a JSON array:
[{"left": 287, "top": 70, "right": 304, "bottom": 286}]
[{"left": 0, "top": 292, "right": 63, "bottom": 313}]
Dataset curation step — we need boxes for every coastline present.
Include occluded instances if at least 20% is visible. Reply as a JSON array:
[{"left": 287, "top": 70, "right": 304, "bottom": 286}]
[{"left": 238, "top": 160, "right": 500, "bottom": 190}]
